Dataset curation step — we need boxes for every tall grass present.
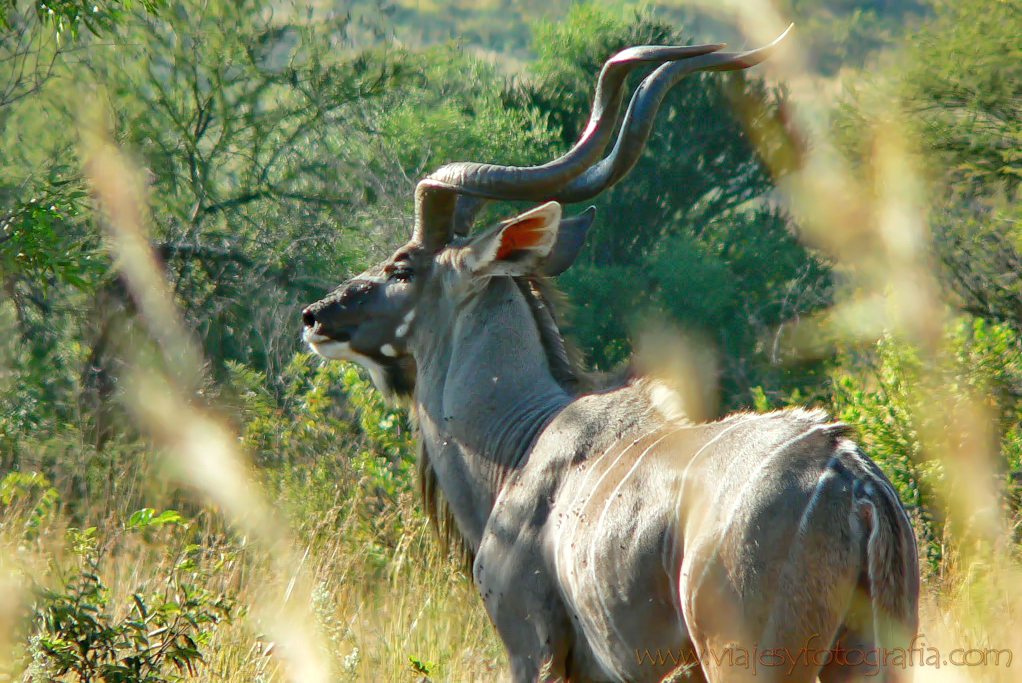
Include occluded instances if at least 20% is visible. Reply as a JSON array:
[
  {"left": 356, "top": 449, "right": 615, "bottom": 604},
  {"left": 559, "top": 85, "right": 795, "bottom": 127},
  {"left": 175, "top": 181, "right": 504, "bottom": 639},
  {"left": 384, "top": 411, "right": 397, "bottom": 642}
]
[{"left": 2, "top": 2, "right": 1022, "bottom": 682}]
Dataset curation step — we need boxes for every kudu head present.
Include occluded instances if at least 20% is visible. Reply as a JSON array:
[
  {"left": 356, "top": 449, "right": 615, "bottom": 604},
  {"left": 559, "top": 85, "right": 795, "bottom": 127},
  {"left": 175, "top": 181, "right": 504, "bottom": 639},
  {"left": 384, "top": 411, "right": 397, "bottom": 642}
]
[{"left": 301, "top": 29, "right": 790, "bottom": 399}]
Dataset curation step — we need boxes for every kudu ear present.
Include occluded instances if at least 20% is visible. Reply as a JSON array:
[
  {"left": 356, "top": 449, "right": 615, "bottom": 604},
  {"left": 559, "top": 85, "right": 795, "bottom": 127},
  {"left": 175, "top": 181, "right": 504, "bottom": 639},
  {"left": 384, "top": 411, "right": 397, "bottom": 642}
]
[
  {"left": 538, "top": 206, "right": 596, "bottom": 276},
  {"left": 466, "top": 201, "right": 562, "bottom": 276}
]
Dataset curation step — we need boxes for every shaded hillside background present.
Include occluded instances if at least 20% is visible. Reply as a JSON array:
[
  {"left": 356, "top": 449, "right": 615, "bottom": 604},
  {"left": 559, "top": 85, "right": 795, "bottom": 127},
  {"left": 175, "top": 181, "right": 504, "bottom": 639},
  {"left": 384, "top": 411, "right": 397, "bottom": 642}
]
[{"left": 2, "top": 0, "right": 1021, "bottom": 681}]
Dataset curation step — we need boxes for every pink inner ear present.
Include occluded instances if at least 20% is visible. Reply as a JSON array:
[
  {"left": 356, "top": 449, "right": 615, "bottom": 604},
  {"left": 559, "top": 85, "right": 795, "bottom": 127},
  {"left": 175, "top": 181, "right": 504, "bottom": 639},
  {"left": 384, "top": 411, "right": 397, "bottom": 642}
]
[{"left": 496, "top": 217, "right": 547, "bottom": 260}]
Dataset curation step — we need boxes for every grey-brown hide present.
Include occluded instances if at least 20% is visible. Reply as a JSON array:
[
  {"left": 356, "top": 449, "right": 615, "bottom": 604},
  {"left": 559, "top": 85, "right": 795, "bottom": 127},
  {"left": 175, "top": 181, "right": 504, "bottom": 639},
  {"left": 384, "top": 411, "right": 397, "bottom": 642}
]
[{"left": 302, "top": 30, "right": 919, "bottom": 683}]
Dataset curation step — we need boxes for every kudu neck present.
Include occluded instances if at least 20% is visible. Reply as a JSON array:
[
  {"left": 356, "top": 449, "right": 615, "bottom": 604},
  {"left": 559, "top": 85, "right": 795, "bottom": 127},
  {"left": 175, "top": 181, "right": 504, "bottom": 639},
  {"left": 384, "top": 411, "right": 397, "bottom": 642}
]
[{"left": 411, "top": 277, "right": 572, "bottom": 546}]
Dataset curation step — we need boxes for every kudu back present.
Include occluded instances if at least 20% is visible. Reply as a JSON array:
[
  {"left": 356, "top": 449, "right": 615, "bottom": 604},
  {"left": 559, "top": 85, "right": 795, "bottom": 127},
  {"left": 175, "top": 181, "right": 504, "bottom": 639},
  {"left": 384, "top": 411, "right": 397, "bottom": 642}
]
[{"left": 302, "top": 29, "right": 919, "bottom": 683}]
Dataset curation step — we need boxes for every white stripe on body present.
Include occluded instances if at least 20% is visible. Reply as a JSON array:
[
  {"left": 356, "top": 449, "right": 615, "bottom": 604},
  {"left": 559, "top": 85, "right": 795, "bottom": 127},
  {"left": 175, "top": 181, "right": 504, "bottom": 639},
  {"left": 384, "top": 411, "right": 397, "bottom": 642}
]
[
  {"left": 588, "top": 427, "right": 685, "bottom": 665},
  {"left": 553, "top": 414, "right": 661, "bottom": 677},
  {"left": 679, "top": 414, "right": 812, "bottom": 659},
  {"left": 551, "top": 404, "right": 659, "bottom": 592}
]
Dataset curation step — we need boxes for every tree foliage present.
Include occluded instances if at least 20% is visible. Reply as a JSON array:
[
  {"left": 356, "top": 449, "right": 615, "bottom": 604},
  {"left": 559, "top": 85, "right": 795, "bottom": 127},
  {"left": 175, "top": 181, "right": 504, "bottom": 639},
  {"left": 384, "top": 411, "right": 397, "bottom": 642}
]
[
  {"left": 831, "top": 319, "right": 1022, "bottom": 568},
  {"left": 897, "top": 0, "right": 1022, "bottom": 333},
  {"left": 821, "top": 0, "right": 1022, "bottom": 570},
  {"left": 513, "top": 7, "right": 830, "bottom": 405}
]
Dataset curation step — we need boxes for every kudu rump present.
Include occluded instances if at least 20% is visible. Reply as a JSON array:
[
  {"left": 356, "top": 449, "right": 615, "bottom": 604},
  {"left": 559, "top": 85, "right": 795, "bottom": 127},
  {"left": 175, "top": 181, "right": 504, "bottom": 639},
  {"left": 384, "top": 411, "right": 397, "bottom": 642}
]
[{"left": 302, "top": 30, "right": 919, "bottom": 683}]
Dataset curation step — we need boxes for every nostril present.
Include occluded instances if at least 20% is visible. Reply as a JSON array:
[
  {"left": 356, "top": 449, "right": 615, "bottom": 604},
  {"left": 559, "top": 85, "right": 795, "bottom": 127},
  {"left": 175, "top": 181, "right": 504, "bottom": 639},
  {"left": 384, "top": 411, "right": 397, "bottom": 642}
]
[{"left": 302, "top": 308, "right": 316, "bottom": 327}]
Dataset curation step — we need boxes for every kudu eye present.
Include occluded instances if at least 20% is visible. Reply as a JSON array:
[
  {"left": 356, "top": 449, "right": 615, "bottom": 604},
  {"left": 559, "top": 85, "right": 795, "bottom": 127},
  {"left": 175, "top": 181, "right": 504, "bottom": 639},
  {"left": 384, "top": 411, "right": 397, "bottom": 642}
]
[{"left": 388, "top": 264, "right": 414, "bottom": 282}]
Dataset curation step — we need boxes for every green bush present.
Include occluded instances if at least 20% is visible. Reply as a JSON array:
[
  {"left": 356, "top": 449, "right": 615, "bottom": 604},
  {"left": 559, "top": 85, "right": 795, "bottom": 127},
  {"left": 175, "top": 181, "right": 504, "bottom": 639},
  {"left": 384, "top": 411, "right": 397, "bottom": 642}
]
[
  {"left": 829, "top": 317, "right": 1022, "bottom": 571},
  {"left": 24, "top": 514, "right": 233, "bottom": 683}
]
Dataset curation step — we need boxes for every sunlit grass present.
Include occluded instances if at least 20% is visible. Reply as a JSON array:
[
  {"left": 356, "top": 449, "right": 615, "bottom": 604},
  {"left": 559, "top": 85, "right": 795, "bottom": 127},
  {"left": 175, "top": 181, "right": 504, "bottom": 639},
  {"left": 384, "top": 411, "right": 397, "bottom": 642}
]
[{"left": 2, "top": 1, "right": 1021, "bottom": 682}]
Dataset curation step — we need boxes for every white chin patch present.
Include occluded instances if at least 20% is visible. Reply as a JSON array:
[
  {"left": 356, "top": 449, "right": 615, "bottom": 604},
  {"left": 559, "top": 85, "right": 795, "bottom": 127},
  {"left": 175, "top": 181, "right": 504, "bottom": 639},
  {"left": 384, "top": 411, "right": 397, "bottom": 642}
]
[
  {"left": 307, "top": 339, "right": 356, "bottom": 361},
  {"left": 307, "top": 339, "right": 388, "bottom": 393}
]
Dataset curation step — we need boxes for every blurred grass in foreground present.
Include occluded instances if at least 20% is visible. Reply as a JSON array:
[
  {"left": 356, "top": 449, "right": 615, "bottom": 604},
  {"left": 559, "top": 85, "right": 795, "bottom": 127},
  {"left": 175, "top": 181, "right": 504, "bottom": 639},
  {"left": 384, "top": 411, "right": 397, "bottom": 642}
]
[
  {"left": 718, "top": 0, "right": 1022, "bottom": 680},
  {"left": 2, "top": 1, "right": 1022, "bottom": 682},
  {"left": 0, "top": 108, "right": 504, "bottom": 682}
]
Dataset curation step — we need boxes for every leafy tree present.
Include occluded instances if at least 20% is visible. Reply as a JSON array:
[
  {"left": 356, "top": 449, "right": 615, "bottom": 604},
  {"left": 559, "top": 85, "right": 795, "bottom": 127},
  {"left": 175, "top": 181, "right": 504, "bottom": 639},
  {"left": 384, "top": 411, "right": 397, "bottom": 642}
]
[
  {"left": 513, "top": 7, "right": 831, "bottom": 408},
  {"left": 0, "top": 0, "right": 163, "bottom": 36},
  {"left": 784, "top": 0, "right": 927, "bottom": 75},
  {"left": 80, "top": 2, "right": 420, "bottom": 377},
  {"left": 71, "top": 0, "right": 560, "bottom": 387},
  {"left": 830, "top": 318, "right": 1022, "bottom": 568},
  {"left": 2, "top": 0, "right": 418, "bottom": 453},
  {"left": 0, "top": 0, "right": 164, "bottom": 114},
  {"left": 822, "top": 0, "right": 1022, "bottom": 572},
  {"left": 0, "top": 0, "right": 167, "bottom": 459},
  {"left": 896, "top": 0, "right": 1022, "bottom": 333},
  {"left": 0, "top": 0, "right": 165, "bottom": 305}
]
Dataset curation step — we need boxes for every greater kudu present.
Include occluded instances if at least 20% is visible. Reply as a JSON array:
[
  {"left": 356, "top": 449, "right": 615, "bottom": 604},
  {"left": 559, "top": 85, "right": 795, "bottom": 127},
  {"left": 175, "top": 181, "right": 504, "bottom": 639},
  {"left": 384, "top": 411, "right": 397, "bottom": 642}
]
[{"left": 302, "top": 29, "right": 919, "bottom": 683}]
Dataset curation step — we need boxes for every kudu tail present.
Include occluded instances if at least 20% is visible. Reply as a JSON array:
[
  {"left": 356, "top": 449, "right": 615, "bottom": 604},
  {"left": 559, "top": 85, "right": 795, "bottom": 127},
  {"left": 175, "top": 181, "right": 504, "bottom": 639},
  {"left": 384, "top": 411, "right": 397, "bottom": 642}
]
[{"left": 854, "top": 473, "right": 921, "bottom": 683}]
